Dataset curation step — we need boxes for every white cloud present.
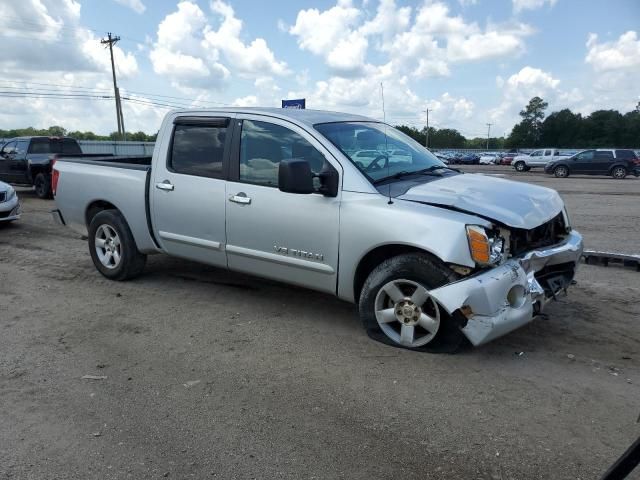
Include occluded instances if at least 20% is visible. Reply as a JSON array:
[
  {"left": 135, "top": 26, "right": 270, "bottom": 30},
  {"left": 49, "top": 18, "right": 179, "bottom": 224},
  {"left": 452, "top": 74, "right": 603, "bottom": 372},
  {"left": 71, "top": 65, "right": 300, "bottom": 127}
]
[
  {"left": 114, "top": 0, "right": 145, "bottom": 14},
  {"left": 512, "top": 0, "right": 558, "bottom": 13},
  {"left": 0, "top": 0, "right": 138, "bottom": 77},
  {"left": 489, "top": 66, "right": 561, "bottom": 133},
  {"left": 585, "top": 31, "right": 640, "bottom": 72},
  {"left": 150, "top": 1, "right": 288, "bottom": 92}
]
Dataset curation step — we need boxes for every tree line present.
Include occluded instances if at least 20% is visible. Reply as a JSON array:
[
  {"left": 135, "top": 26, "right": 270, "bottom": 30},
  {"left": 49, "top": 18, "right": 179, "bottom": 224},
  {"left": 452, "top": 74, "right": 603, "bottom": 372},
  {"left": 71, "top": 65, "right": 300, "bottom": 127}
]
[
  {"left": 2, "top": 98, "right": 639, "bottom": 148},
  {"left": 396, "top": 98, "right": 640, "bottom": 149},
  {"left": 0, "top": 126, "right": 157, "bottom": 142}
]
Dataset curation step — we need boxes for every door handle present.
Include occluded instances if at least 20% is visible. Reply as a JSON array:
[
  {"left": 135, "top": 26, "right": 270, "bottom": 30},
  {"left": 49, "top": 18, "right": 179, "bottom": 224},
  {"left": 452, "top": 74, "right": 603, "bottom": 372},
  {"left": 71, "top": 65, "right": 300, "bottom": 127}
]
[
  {"left": 155, "top": 181, "right": 174, "bottom": 191},
  {"left": 229, "top": 193, "right": 251, "bottom": 205}
]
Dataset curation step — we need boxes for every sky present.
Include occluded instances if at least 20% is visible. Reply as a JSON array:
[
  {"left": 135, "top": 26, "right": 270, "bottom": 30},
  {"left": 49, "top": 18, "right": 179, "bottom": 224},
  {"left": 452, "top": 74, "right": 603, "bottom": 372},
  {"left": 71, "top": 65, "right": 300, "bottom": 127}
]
[{"left": 1, "top": 0, "right": 639, "bottom": 138}]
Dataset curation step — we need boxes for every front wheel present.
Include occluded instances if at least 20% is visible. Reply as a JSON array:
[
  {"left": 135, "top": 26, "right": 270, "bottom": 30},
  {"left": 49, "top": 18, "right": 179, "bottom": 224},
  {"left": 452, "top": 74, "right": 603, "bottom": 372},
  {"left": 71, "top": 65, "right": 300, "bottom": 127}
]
[
  {"left": 611, "top": 166, "right": 627, "bottom": 179},
  {"left": 554, "top": 165, "right": 569, "bottom": 178},
  {"left": 88, "top": 210, "right": 146, "bottom": 281},
  {"left": 514, "top": 161, "right": 526, "bottom": 172},
  {"left": 34, "top": 173, "right": 52, "bottom": 199},
  {"left": 358, "top": 253, "right": 465, "bottom": 353}
]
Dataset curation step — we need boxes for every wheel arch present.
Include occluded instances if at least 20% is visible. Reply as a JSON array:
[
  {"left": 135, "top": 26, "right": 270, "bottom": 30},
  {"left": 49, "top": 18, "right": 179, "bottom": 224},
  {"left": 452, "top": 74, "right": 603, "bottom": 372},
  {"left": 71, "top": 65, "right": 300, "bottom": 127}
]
[
  {"left": 85, "top": 200, "right": 121, "bottom": 228},
  {"left": 352, "top": 244, "right": 447, "bottom": 303},
  {"left": 608, "top": 163, "right": 627, "bottom": 174}
]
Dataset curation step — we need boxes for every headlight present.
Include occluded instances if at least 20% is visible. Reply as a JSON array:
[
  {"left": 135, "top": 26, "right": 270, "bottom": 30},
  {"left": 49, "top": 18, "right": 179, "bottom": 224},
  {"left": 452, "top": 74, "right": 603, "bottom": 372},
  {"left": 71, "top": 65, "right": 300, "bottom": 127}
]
[
  {"left": 466, "top": 225, "right": 504, "bottom": 266},
  {"left": 4, "top": 186, "right": 15, "bottom": 202},
  {"left": 561, "top": 206, "right": 571, "bottom": 230}
]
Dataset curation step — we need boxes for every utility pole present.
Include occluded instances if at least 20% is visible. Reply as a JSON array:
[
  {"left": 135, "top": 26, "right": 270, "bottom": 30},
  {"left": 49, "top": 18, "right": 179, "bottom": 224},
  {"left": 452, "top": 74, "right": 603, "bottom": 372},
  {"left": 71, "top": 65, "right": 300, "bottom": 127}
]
[
  {"left": 423, "top": 109, "right": 431, "bottom": 148},
  {"left": 101, "top": 32, "right": 125, "bottom": 140},
  {"left": 486, "top": 123, "right": 492, "bottom": 149}
]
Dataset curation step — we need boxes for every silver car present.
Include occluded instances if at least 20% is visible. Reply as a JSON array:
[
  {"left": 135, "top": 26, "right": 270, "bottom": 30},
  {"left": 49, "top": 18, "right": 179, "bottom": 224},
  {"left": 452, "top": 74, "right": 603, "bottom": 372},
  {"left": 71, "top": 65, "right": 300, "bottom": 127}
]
[
  {"left": 52, "top": 108, "right": 583, "bottom": 352},
  {"left": 0, "top": 181, "right": 21, "bottom": 223}
]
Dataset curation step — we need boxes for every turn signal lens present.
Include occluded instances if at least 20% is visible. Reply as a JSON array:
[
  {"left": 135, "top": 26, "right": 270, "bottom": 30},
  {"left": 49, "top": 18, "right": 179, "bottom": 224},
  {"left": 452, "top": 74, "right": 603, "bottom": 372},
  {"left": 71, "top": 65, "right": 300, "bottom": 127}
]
[{"left": 466, "top": 225, "right": 491, "bottom": 264}]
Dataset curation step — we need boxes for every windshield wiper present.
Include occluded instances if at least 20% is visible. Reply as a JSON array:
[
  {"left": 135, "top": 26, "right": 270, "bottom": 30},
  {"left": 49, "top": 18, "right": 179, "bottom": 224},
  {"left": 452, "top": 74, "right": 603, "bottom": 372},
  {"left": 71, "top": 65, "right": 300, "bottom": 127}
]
[{"left": 372, "top": 168, "right": 443, "bottom": 185}]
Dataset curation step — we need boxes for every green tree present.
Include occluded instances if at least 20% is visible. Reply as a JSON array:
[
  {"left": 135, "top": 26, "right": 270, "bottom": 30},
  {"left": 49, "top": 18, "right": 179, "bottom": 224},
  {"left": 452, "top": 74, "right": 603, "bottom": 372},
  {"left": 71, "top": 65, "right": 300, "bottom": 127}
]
[{"left": 507, "top": 96, "right": 548, "bottom": 147}]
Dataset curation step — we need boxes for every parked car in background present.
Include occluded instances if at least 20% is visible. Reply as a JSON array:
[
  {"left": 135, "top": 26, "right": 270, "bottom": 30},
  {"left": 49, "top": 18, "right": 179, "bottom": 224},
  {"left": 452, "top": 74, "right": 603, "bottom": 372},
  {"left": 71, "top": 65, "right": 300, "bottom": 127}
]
[
  {"left": 500, "top": 154, "right": 515, "bottom": 165},
  {"left": 0, "top": 180, "right": 21, "bottom": 223},
  {"left": 52, "top": 107, "right": 583, "bottom": 352},
  {"left": 544, "top": 149, "right": 640, "bottom": 179},
  {"left": 0, "top": 136, "right": 117, "bottom": 199},
  {"left": 457, "top": 153, "right": 480, "bottom": 165},
  {"left": 512, "top": 149, "right": 566, "bottom": 172},
  {"left": 479, "top": 153, "right": 499, "bottom": 164}
]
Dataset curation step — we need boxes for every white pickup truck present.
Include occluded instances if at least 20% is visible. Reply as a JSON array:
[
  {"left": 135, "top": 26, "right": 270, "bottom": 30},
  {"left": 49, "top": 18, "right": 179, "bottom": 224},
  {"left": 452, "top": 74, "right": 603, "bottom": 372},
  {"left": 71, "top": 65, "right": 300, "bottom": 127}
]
[
  {"left": 51, "top": 108, "right": 583, "bottom": 352},
  {"left": 512, "top": 149, "right": 567, "bottom": 172}
]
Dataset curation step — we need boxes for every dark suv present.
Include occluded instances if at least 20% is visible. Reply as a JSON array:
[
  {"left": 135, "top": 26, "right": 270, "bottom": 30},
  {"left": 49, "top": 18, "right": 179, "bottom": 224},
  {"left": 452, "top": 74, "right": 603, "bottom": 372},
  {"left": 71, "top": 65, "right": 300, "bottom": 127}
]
[
  {"left": 0, "top": 137, "right": 83, "bottom": 198},
  {"left": 544, "top": 149, "right": 640, "bottom": 179}
]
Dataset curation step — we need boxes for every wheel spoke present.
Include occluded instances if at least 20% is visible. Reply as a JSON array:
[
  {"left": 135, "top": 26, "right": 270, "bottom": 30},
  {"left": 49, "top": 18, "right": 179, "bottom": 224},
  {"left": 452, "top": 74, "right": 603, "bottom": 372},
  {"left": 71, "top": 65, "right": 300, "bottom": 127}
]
[
  {"left": 418, "top": 313, "right": 438, "bottom": 334},
  {"left": 112, "top": 235, "right": 120, "bottom": 247},
  {"left": 105, "top": 252, "right": 113, "bottom": 265},
  {"left": 95, "top": 238, "right": 106, "bottom": 249},
  {"left": 410, "top": 285, "right": 430, "bottom": 307},
  {"left": 400, "top": 325, "right": 414, "bottom": 345},
  {"left": 112, "top": 250, "right": 121, "bottom": 265},
  {"left": 383, "top": 282, "right": 405, "bottom": 303},
  {"left": 377, "top": 308, "right": 397, "bottom": 324}
]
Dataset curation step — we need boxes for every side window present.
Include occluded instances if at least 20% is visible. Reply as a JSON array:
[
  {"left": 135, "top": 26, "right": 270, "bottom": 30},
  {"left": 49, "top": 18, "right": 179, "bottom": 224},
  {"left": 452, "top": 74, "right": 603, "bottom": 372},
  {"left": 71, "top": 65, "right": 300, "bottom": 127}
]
[
  {"left": 594, "top": 151, "right": 614, "bottom": 160},
  {"left": 15, "top": 140, "right": 29, "bottom": 156},
  {"left": 29, "top": 139, "right": 51, "bottom": 154},
  {"left": 239, "top": 119, "right": 326, "bottom": 187},
  {"left": 530, "top": 150, "right": 541, "bottom": 157},
  {"left": 170, "top": 123, "right": 227, "bottom": 178},
  {"left": 576, "top": 150, "right": 594, "bottom": 161},
  {"left": 1, "top": 141, "right": 16, "bottom": 155},
  {"left": 615, "top": 150, "right": 635, "bottom": 160}
]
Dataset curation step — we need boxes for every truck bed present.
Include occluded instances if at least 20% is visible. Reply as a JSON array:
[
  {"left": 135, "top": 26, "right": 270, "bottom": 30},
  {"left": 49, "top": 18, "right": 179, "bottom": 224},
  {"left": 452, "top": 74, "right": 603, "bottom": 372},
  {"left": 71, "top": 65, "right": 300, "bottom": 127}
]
[{"left": 54, "top": 157, "right": 158, "bottom": 254}]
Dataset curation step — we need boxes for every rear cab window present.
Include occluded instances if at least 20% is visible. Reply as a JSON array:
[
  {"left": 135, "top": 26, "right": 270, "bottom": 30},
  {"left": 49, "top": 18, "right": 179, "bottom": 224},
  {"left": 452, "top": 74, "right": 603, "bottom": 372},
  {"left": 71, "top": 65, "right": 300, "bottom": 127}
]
[
  {"left": 594, "top": 151, "right": 614, "bottom": 160},
  {"left": 28, "top": 138, "right": 82, "bottom": 155}
]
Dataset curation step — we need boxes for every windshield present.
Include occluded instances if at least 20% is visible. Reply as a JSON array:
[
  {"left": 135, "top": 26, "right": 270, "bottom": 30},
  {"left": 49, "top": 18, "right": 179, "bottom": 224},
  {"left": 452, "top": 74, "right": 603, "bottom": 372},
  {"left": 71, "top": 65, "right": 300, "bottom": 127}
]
[{"left": 314, "top": 122, "right": 445, "bottom": 183}]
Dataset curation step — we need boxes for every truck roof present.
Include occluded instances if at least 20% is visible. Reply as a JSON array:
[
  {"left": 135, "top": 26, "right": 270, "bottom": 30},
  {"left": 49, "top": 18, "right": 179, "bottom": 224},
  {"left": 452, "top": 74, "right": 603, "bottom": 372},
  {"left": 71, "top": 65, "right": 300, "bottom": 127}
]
[{"left": 169, "top": 107, "right": 377, "bottom": 128}]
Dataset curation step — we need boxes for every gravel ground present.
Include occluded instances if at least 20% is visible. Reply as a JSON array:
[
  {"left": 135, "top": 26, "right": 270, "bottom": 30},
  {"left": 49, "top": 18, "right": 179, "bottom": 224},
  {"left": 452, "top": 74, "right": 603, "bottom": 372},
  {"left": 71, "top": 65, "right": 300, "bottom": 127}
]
[{"left": 1, "top": 168, "right": 639, "bottom": 479}]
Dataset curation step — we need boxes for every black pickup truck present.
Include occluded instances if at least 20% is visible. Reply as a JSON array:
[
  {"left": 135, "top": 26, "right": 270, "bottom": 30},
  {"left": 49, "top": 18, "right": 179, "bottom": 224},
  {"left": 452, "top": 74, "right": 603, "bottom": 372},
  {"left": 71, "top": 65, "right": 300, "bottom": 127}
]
[{"left": 0, "top": 136, "right": 113, "bottom": 199}]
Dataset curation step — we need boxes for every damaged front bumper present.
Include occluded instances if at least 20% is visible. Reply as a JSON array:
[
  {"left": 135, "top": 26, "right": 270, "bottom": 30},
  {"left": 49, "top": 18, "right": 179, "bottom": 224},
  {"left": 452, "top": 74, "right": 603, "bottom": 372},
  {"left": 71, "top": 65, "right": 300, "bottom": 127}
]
[{"left": 430, "top": 230, "right": 583, "bottom": 346}]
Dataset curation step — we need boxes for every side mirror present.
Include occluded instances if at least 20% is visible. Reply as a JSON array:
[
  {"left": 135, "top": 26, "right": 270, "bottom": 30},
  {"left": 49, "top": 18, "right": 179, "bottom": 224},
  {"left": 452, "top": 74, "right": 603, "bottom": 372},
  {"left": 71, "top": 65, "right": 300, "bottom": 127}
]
[
  {"left": 317, "top": 167, "right": 339, "bottom": 197},
  {"left": 279, "top": 159, "right": 314, "bottom": 194}
]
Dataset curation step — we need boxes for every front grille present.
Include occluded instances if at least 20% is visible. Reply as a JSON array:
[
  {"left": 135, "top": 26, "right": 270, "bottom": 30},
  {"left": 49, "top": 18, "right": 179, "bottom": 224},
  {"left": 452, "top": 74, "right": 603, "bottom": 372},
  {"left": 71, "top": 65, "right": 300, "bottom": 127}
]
[
  {"left": 0, "top": 192, "right": 5, "bottom": 202},
  {"left": 510, "top": 212, "right": 568, "bottom": 256}
]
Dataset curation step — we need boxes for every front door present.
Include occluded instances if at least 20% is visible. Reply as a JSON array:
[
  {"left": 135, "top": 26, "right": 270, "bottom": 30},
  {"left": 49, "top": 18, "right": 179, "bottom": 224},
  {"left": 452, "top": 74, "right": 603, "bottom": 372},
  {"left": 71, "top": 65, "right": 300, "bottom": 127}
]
[
  {"left": 151, "top": 115, "right": 234, "bottom": 267},
  {"left": 225, "top": 115, "right": 341, "bottom": 294},
  {"left": 0, "top": 141, "right": 19, "bottom": 183},
  {"left": 571, "top": 150, "right": 596, "bottom": 174}
]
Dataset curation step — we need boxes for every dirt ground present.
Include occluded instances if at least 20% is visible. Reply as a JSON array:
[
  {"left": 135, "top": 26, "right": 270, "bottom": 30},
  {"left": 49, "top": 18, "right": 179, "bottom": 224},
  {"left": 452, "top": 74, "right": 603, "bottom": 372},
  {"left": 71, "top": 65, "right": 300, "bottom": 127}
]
[{"left": 1, "top": 167, "right": 639, "bottom": 479}]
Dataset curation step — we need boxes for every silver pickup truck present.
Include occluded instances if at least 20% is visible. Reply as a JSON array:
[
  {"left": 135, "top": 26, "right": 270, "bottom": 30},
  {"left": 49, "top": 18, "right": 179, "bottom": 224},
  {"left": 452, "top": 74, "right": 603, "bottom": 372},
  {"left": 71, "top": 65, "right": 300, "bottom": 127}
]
[{"left": 52, "top": 108, "right": 583, "bottom": 352}]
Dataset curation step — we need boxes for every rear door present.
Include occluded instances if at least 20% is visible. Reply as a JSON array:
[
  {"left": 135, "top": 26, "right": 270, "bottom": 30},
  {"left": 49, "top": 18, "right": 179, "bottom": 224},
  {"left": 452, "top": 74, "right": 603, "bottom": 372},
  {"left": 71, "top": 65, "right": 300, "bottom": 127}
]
[
  {"left": 225, "top": 115, "right": 341, "bottom": 293},
  {"left": 151, "top": 115, "right": 234, "bottom": 267},
  {"left": 592, "top": 150, "right": 614, "bottom": 174},
  {"left": 12, "top": 139, "right": 30, "bottom": 183}
]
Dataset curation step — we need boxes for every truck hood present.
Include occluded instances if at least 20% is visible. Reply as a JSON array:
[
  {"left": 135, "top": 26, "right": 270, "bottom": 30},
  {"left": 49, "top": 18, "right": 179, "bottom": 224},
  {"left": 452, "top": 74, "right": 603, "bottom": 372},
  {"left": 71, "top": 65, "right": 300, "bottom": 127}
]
[{"left": 397, "top": 173, "right": 564, "bottom": 229}]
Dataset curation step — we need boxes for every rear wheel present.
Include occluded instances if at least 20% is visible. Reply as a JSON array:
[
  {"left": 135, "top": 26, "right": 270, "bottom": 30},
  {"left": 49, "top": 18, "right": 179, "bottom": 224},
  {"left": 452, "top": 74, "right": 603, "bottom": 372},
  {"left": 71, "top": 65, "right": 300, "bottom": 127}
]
[
  {"left": 612, "top": 166, "right": 627, "bottom": 179},
  {"left": 88, "top": 210, "right": 146, "bottom": 281},
  {"left": 358, "top": 253, "right": 465, "bottom": 353},
  {"left": 554, "top": 165, "right": 569, "bottom": 178},
  {"left": 514, "top": 161, "right": 527, "bottom": 172},
  {"left": 34, "top": 173, "right": 52, "bottom": 199}
]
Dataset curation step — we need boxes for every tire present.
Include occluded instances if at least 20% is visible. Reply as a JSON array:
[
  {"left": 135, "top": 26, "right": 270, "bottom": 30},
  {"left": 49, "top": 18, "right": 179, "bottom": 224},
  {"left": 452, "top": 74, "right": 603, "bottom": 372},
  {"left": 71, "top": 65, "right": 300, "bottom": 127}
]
[
  {"left": 88, "top": 209, "right": 146, "bottom": 281},
  {"left": 611, "top": 166, "right": 627, "bottom": 179},
  {"left": 514, "top": 161, "right": 526, "bottom": 172},
  {"left": 34, "top": 172, "right": 52, "bottom": 199},
  {"left": 358, "top": 253, "right": 466, "bottom": 353},
  {"left": 554, "top": 165, "right": 569, "bottom": 178}
]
